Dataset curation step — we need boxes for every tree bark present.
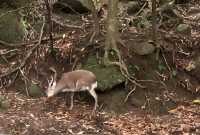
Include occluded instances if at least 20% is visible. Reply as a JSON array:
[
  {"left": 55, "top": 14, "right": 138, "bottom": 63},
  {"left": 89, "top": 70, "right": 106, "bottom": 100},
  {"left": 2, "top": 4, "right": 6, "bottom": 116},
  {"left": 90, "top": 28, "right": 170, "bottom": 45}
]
[
  {"left": 88, "top": 0, "right": 100, "bottom": 43},
  {"left": 104, "top": 0, "right": 119, "bottom": 62}
]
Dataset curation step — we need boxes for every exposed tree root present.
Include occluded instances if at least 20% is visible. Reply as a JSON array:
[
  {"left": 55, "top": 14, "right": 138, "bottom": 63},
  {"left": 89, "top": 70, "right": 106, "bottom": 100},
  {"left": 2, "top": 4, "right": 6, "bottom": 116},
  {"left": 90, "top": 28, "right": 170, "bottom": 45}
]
[
  {"left": 103, "top": 38, "right": 145, "bottom": 89},
  {"left": 123, "top": 85, "right": 136, "bottom": 103},
  {"left": 103, "top": 0, "right": 146, "bottom": 90}
]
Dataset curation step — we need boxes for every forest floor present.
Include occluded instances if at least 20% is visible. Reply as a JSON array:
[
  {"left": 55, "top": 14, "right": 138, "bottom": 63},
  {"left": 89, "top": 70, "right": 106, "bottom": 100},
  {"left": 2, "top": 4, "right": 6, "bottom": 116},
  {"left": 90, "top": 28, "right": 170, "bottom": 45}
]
[{"left": 0, "top": 89, "right": 199, "bottom": 135}]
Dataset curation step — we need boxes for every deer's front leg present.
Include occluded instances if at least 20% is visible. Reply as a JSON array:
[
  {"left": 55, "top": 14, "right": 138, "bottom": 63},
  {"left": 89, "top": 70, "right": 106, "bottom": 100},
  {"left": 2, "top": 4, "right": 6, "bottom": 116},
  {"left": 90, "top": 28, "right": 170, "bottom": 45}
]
[{"left": 69, "top": 92, "right": 74, "bottom": 110}]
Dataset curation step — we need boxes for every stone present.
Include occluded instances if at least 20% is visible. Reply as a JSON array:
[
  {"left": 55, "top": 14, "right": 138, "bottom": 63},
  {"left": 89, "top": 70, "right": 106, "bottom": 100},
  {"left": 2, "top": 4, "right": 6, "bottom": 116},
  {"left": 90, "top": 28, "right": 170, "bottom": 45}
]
[
  {"left": 29, "top": 82, "right": 45, "bottom": 97},
  {"left": 176, "top": 24, "right": 191, "bottom": 35},
  {"left": 0, "top": 9, "right": 25, "bottom": 43},
  {"left": 0, "top": 95, "right": 9, "bottom": 111},
  {"left": 53, "top": 0, "right": 91, "bottom": 14},
  {"left": 127, "top": 1, "right": 140, "bottom": 15},
  {"left": 82, "top": 55, "right": 125, "bottom": 91},
  {"left": 132, "top": 41, "right": 156, "bottom": 55}
]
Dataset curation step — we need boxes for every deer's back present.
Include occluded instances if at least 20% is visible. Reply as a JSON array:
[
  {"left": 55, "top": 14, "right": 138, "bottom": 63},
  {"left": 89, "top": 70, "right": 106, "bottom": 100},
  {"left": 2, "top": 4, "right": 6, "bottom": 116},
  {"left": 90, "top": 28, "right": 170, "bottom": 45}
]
[{"left": 60, "top": 70, "right": 96, "bottom": 90}]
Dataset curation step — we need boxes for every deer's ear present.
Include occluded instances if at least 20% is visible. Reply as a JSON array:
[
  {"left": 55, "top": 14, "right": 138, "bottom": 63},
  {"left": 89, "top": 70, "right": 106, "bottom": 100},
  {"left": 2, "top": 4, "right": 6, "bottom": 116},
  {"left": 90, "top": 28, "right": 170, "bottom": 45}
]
[
  {"left": 47, "top": 76, "right": 54, "bottom": 87},
  {"left": 52, "top": 81, "right": 56, "bottom": 88}
]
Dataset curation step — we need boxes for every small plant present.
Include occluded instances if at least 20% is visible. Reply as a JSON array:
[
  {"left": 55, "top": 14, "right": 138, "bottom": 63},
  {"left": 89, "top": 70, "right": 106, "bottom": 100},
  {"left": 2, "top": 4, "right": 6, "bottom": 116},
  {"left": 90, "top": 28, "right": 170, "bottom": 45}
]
[
  {"left": 172, "top": 69, "right": 177, "bottom": 77},
  {"left": 158, "top": 60, "right": 166, "bottom": 72}
]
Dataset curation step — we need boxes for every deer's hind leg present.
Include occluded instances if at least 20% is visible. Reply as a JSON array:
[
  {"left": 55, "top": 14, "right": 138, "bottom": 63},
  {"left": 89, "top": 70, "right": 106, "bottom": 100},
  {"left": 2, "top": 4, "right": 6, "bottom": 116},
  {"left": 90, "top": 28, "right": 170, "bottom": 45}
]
[{"left": 88, "top": 89, "right": 98, "bottom": 111}]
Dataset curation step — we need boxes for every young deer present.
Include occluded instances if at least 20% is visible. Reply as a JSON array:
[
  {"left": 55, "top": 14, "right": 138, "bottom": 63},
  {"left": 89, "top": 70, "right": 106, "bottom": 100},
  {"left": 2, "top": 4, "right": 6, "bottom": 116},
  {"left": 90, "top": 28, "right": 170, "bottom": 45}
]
[{"left": 46, "top": 68, "right": 98, "bottom": 111}]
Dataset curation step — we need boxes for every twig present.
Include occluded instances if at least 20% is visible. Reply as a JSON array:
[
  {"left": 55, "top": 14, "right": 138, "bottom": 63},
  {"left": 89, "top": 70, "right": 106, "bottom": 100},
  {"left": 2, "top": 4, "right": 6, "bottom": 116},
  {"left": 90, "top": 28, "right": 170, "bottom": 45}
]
[
  {"left": 0, "top": 55, "right": 9, "bottom": 64},
  {"left": 0, "top": 40, "right": 30, "bottom": 48},
  {"left": 123, "top": 85, "right": 136, "bottom": 103},
  {"left": 51, "top": 15, "right": 83, "bottom": 29},
  {"left": 161, "top": 49, "right": 172, "bottom": 74},
  {"left": 0, "top": 49, "right": 19, "bottom": 55},
  {"left": 135, "top": 1, "right": 147, "bottom": 16},
  {"left": 4, "top": 71, "right": 19, "bottom": 88},
  {"left": 19, "top": 68, "right": 29, "bottom": 96},
  {"left": 137, "top": 79, "right": 167, "bottom": 90},
  {"left": 0, "top": 6, "right": 34, "bottom": 18},
  {"left": 0, "top": 35, "right": 63, "bottom": 49}
]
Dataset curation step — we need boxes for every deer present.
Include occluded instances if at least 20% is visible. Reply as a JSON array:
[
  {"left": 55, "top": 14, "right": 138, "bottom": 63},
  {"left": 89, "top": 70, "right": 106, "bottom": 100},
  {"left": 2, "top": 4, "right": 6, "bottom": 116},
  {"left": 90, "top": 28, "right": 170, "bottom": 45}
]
[{"left": 46, "top": 67, "right": 98, "bottom": 111}]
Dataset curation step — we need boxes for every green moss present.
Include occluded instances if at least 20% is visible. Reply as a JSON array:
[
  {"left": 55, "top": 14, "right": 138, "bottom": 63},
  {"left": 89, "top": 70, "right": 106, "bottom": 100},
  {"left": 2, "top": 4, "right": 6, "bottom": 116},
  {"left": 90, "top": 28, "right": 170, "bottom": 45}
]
[
  {"left": 0, "top": 9, "right": 25, "bottom": 43},
  {"left": 82, "top": 56, "right": 125, "bottom": 91},
  {"left": 0, "top": 95, "right": 9, "bottom": 111},
  {"left": 29, "top": 83, "right": 45, "bottom": 97}
]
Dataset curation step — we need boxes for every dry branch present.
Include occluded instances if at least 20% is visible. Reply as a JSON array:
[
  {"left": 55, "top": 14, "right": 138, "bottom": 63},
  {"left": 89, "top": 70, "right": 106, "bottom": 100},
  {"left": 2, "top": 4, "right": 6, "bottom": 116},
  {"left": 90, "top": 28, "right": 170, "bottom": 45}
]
[{"left": 0, "top": 35, "right": 63, "bottom": 49}]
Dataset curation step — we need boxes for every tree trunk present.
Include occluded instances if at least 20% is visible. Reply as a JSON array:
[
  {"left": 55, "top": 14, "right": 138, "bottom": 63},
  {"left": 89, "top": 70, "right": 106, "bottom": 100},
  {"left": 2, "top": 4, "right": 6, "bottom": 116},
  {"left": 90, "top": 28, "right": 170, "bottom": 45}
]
[
  {"left": 88, "top": 0, "right": 100, "bottom": 43},
  {"left": 104, "top": 0, "right": 119, "bottom": 61}
]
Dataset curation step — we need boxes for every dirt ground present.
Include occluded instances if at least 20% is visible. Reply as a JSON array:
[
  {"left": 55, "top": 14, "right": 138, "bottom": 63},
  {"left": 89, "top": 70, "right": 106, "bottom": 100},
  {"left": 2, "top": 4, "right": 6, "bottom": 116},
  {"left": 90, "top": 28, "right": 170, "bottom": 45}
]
[{"left": 0, "top": 89, "right": 199, "bottom": 135}]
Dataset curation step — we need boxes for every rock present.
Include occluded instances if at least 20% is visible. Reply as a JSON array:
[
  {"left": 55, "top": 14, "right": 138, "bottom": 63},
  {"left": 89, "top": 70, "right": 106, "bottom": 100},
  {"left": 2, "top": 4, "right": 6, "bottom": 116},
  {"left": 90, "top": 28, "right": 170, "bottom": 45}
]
[
  {"left": 53, "top": 0, "right": 91, "bottom": 14},
  {"left": 29, "top": 82, "right": 45, "bottom": 97},
  {"left": 82, "top": 55, "right": 125, "bottom": 91},
  {"left": 132, "top": 41, "right": 156, "bottom": 55},
  {"left": 0, "top": 0, "right": 31, "bottom": 8},
  {"left": 159, "top": 0, "right": 174, "bottom": 5},
  {"left": 190, "top": 56, "right": 200, "bottom": 81},
  {"left": 176, "top": 24, "right": 191, "bottom": 36},
  {"left": 188, "top": 7, "right": 200, "bottom": 21},
  {"left": 175, "top": 0, "right": 190, "bottom": 4},
  {"left": 0, "top": 9, "right": 25, "bottom": 43},
  {"left": 53, "top": 0, "right": 109, "bottom": 14},
  {"left": 0, "top": 95, "right": 9, "bottom": 111},
  {"left": 127, "top": 1, "right": 140, "bottom": 15}
]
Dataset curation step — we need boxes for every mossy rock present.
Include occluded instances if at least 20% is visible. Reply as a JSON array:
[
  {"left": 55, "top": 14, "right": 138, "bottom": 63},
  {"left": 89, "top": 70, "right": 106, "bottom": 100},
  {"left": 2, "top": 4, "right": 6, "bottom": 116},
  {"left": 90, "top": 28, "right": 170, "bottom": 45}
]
[
  {"left": 176, "top": 24, "right": 191, "bottom": 35},
  {"left": 0, "top": 0, "right": 32, "bottom": 8},
  {"left": 131, "top": 41, "right": 155, "bottom": 55},
  {"left": 29, "top": 83, "right": 45, "bottom": 97},
  {"left": 0, "top": 9, "right": 25, "bottom": 43},
  {"left": 82, "top": 56, "right": 125, "bottom": 91},
  {"left": 0, "top": 95, "right": 9, "bottom": 111}
]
